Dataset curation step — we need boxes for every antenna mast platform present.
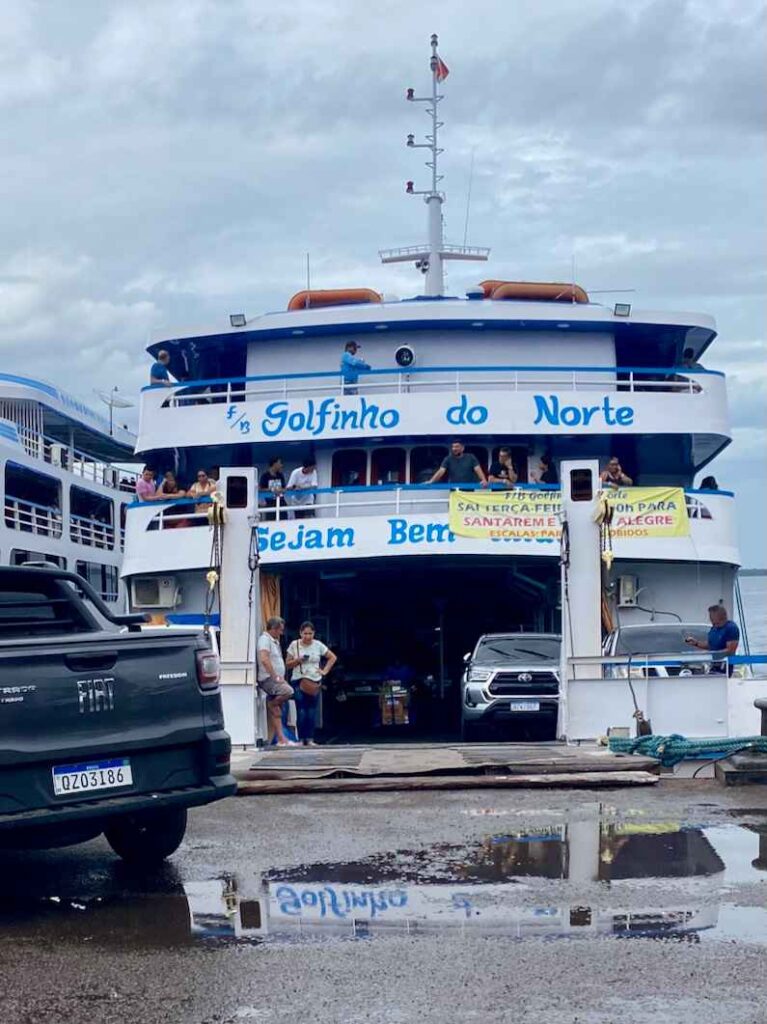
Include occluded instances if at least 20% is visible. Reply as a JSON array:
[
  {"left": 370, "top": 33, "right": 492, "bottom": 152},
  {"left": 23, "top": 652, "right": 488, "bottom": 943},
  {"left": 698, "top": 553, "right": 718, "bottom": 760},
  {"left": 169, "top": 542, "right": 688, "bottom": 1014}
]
[{"left": 379, "top": 34, "right": 489, "bottom": 297}]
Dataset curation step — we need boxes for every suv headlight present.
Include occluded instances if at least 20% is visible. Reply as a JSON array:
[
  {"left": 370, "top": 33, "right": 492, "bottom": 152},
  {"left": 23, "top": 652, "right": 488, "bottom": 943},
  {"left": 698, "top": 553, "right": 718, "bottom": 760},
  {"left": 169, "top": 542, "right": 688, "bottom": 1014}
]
[{"left": 467, "top": 667, "right": 492, "bottom": 683}]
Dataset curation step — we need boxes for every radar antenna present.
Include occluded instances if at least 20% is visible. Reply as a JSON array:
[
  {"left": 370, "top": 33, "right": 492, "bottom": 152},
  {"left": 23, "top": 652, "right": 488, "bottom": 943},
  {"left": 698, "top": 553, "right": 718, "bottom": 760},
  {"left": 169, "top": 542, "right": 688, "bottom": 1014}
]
[{"left": 379, "top": 34, "right": 489, "bottom": 296}]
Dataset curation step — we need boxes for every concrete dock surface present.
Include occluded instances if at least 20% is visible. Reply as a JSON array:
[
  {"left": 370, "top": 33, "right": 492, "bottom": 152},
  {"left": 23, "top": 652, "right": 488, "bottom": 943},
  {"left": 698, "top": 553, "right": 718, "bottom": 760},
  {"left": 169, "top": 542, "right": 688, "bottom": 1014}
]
[{"left": 2, "top": 779, "right": 767, "bottom": 1023}]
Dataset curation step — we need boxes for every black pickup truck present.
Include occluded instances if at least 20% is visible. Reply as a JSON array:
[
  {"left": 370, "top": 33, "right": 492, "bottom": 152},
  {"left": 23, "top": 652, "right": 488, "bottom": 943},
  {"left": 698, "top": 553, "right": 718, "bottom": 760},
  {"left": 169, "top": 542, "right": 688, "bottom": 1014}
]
[{"left": 0, "top": 566, "right": 236, "bottom": 863}]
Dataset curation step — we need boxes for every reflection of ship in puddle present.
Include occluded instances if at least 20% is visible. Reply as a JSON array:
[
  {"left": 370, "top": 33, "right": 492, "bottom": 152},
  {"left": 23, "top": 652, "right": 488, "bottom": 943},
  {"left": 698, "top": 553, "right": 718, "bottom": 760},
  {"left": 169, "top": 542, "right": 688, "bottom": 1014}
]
[
  {"left": 261, "top": 816, "right": 730, "bottom": 941},
  {"left": 2, "top": 819, "right": 765, "bottom": 945}
]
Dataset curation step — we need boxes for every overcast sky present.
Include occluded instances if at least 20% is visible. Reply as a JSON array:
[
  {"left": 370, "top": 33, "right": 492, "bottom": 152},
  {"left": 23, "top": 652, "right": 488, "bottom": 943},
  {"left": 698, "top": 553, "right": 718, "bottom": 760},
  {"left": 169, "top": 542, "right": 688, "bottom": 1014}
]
[{"left": 1, "top": 0, "right": 765, "bottom": 561}]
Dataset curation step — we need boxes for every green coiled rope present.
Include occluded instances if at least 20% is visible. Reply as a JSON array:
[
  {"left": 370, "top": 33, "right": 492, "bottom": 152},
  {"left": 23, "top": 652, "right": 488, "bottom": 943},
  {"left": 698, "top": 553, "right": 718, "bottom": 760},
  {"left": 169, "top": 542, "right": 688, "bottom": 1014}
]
[{"left": 608, "top": 733, "right": 767, "bottom": 767}]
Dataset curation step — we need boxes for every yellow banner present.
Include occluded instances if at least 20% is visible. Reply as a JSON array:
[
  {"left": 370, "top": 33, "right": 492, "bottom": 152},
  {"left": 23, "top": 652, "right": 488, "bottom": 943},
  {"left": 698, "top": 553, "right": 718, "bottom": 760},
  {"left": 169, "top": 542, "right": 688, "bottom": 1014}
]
[
  {"left": 604, "top": 487, "right": 689, "bottom": 538},
  {"left": 448, "top": 487, "right": 689, "bottom": 540},
  {"left": 448, "top": 490, "right": 561, "bottom": 541}
]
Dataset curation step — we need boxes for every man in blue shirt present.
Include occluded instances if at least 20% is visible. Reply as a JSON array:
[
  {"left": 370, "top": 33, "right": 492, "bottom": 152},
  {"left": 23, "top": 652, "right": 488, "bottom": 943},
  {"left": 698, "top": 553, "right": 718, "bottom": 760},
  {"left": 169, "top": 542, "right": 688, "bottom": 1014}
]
[
  {"left": 340, "top": 341, "right": 370, "bottom": 395},
  {"left": 686, "top": 604, "right": 740, "bottom": 673},
  {"left": 150, "top": 350, "right": 174, "bottom": 387}
]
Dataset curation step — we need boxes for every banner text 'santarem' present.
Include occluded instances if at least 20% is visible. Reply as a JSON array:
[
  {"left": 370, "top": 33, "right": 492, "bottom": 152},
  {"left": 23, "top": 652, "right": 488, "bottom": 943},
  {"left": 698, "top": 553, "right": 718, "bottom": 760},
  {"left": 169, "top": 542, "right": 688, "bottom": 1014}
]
[{"left": 448, "top": 487, "right": 690, "bottom": 540}]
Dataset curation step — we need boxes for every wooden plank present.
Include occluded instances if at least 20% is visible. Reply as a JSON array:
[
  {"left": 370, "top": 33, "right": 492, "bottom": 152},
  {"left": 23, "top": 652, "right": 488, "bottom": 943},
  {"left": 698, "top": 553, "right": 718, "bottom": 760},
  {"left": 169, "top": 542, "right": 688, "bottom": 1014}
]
[{"left": 236, "top": 770, "right": 660, "bottom": 796}]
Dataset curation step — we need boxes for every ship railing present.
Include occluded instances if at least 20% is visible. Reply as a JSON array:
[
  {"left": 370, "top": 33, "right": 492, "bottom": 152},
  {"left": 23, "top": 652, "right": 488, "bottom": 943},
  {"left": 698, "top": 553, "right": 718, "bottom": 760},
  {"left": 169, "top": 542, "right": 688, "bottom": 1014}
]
[
  {"left": 137, "top": 497, "right": 212, "bottom": 531},
  {"left": 255, "top": 485, "right": 720, "bottom": 522},
  {"left": 152, "top": 364, "right": 719, "bottom": 409},
  {"left": 128, "top": 486, "right": 724, "bottom": 529},
  {"left": 3, "top": 496, "right": 63, "bottom": 538},
  {"left": 15, "top": 427, "right": 134, "bottom": 491},
  {"left": 569, "top": 652, "right": 767, "bottom": 680},
  {"left": 69, "top": 513, "right": 115, "bottom": 550}
]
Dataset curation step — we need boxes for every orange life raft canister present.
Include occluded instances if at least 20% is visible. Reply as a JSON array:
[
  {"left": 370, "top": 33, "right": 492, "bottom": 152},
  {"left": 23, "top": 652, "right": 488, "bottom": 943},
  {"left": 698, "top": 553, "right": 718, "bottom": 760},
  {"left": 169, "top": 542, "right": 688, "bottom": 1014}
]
[
  {"left": 287, "top": 288, "right": 383, "bottom": 311},
  {"left": 479, "top": 280, "right": 589, "bottom": 304}
]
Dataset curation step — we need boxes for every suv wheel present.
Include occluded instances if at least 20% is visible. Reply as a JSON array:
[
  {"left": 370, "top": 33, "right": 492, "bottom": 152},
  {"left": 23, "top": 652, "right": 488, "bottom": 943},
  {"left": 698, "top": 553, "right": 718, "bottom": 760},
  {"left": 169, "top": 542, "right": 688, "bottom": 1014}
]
[{"left": 104, "top": 807, "right": 187, "bottom": 865}]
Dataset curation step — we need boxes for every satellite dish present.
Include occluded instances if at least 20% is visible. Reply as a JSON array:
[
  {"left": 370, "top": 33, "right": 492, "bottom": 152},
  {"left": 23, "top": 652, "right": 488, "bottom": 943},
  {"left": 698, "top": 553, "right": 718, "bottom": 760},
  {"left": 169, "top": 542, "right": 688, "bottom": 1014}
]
[
  {"left": 95, "top": 389, "right": 134, "bottom": 410},
  {"left": 94, "top": 388, "right": 135, "bottom": 437}
]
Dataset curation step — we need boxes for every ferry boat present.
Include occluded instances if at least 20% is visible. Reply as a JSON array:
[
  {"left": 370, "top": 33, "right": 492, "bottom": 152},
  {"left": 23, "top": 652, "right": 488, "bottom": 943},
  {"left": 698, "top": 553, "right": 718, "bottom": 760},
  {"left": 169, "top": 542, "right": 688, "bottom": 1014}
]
[
  {"left": 0, "top": 372, "right": 137, "bottom": 603},
  {"left": 122, "top": 36, "right": 742, "bottom": 745}
]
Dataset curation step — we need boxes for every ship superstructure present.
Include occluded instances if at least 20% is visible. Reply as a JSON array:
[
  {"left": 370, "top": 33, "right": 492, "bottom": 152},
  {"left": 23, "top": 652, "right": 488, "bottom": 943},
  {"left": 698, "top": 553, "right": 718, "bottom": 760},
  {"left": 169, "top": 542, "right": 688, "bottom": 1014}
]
[{"left": 122, "top": 37, "right": 740, "bottom": 743}]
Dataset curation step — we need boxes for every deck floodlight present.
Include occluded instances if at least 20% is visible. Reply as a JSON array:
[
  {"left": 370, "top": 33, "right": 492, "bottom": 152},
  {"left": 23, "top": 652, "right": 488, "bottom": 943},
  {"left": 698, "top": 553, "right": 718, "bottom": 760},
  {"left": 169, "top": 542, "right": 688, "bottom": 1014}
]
[
  {"left": 613, "top": 302, "right": 631, "bottom": 317},
  {"left": 229, "top": 313, "right": 247, "bottom": 328}
]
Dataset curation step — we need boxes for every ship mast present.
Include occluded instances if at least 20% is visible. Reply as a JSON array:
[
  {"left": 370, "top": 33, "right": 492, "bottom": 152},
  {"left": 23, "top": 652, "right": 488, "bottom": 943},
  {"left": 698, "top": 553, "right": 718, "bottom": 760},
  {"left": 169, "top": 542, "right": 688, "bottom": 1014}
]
[{"left": 379, "top": 34, "right": 489, "bottom": 297}]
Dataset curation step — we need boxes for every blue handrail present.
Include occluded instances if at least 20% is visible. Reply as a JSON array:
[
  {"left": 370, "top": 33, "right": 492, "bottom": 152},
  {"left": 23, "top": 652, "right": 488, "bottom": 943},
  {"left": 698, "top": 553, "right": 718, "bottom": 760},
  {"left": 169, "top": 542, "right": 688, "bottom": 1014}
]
[
  {"left": 125, "top": 484, "right": 735, "bottom": 509},
  {"left": 142, "top": 363, "right": 724, "bottom": 392}
]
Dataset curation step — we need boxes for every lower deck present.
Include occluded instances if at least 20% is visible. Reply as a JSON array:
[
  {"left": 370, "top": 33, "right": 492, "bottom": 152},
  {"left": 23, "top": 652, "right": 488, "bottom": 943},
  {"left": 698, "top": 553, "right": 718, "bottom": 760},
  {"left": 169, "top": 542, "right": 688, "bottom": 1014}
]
[{"left": 137, "top": 553, "right": 739, "bottom": 744}]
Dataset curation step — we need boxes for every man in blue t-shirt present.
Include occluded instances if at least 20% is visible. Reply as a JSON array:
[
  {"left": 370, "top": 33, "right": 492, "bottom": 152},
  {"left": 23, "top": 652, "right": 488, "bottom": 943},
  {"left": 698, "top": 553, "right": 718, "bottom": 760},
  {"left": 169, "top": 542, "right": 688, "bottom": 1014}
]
[
  {"left": 340, "top": 341, "right": 371, "bottom": 394},
  {"left": 686, "top": 604, "right": 740, "bottom": 673},
  {"left": 150, "top": 349, "right": 174, "bottom": 387}
]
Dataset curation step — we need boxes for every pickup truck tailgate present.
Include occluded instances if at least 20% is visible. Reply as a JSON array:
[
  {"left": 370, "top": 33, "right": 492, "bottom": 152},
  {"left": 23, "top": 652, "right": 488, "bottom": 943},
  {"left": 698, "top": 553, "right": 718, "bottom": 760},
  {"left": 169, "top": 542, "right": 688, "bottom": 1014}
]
[{"left": 0, "top": 631, "right": 216, "bottom": 814}]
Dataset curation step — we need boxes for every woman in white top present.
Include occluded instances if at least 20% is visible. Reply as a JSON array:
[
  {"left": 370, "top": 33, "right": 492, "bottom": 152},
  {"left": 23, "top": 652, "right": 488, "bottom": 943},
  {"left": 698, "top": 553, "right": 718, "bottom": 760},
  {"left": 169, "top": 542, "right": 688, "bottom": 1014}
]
[{"left": 286, "top": 621, "right": 337, "bottom": 746}]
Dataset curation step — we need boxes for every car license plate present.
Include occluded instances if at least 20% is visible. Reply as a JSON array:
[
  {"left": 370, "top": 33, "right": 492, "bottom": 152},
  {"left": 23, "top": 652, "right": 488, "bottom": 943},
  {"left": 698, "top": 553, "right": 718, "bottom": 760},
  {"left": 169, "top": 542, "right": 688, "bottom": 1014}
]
[
  {"left": 52, "top": 758, "right": 132, "bottom": 797},
  {"left": 509, "top": 701, "right": 540, "bottom": 712}
]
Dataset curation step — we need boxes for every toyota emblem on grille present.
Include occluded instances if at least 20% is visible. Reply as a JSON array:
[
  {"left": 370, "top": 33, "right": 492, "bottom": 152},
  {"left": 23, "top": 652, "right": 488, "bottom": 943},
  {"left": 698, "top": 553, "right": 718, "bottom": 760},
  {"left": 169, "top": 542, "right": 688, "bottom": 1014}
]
[{"left": 518, "top": 672, "right": 533, "bottom": 683}]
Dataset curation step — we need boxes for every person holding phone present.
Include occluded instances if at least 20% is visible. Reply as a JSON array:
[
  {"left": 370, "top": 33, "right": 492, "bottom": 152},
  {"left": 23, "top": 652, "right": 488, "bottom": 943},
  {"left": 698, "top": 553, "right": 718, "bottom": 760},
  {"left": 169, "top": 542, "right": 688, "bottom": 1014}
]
[
  {"left": 600, "top": 456, "right": 633, "bottom": 489},
  {"left": 685, "top": 604, "right": 740, "bottom": 674},
  {"left": 286, "top": 622, "right": 337, "bottom": 746}
]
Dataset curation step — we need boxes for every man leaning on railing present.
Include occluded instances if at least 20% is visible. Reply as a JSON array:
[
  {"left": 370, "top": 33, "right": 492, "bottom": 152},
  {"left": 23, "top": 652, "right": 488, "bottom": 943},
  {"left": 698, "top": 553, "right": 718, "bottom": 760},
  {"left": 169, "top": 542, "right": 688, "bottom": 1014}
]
[{"left": 685, "top": 604, "right": 740, "bottom": 674}]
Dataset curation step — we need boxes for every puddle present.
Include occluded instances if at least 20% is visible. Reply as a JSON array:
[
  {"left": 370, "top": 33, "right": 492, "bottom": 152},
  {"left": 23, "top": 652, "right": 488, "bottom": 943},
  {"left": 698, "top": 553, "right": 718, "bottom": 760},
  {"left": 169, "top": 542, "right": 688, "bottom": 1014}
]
[{"left": 1, "top": 814, "right": 766, "bottom": 947}]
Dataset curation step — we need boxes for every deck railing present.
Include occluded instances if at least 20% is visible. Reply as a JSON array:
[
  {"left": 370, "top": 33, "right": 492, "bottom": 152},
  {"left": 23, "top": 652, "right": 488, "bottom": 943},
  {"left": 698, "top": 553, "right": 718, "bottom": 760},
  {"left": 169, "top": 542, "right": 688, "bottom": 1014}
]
[
  {"left": 149, "top": 364, "right": 718, "bottom": 410},
  {"left": 3, "top": 496, "right": 117, "bottom": 549},
  {"left": 69, "top": 513, "right": 115, "bottom": 550},
  {"left": 3, "top": 496, "right": 63, "bottom": 538},
  {"left": 128, "top": 486, "right": 724, "bottom": 529},
  {"left": 16, "top": 427, "right": 135, "bottom": 492}
]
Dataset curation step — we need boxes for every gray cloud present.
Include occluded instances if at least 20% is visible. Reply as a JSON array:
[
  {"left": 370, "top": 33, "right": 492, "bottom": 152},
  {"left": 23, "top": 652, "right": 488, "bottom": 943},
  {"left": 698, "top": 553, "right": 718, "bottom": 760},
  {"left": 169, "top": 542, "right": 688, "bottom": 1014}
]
[{"left": 0, "top": 0, "right": 764, "bottom": 557}]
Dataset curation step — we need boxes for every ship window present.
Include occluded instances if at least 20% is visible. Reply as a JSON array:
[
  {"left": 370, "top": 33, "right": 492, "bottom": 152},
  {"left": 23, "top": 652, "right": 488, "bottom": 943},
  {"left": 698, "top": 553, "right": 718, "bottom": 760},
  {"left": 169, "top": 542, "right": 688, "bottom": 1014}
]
[
  {"left": 370, "top": 448, "right": 406, "bottom": 486},
  {"left": 491, "top": 445, "right": 529, "bottom": 483},
  {"left": 226, "top": 475, "right": 249, "bottom": 508},
  {"left": 75, "top": 561, "right": 120, "bottom": 603},
  {"left": 332, "top": 450, "right": 368, "bottom": 487},
  {"left": 410, "top": 446, "right": 448, "bottom": 484},
  {"left": 70, "top": 486, "right": 114, "bottom": 551},
  {"left": 3, "top": 462, "right": 62, "bottom": 537},
  {"left": 10, "top": 549, "right": 66, "bottom": 569}
]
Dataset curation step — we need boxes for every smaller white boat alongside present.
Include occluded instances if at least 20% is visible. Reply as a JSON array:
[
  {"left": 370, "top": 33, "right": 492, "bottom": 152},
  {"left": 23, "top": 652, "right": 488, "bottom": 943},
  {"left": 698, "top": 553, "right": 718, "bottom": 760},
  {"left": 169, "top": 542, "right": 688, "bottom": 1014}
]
[{"left": 0, "top": 371, "right": 137, "bottom": 604}]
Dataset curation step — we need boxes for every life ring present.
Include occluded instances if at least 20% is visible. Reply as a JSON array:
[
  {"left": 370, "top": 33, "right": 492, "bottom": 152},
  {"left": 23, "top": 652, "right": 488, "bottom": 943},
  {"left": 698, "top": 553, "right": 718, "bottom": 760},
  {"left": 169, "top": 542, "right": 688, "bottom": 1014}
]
[{"left": 287, "top": 288, "right": 383, "bottom": 311}]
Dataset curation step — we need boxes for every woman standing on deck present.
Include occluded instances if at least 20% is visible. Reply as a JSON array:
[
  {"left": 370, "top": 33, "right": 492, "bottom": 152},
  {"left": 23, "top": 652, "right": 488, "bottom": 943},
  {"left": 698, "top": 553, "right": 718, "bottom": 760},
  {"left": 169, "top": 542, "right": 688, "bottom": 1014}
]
[{"left": 286, "top": 622, "right": 337, "bottom": 746}]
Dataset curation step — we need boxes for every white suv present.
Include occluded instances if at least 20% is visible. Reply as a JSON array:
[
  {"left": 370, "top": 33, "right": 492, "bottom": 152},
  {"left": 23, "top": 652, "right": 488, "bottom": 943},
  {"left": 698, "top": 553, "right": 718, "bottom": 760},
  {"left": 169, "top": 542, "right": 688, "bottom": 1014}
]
[{"left": 461, "top": 633, "right": 561, "bottom": 741}]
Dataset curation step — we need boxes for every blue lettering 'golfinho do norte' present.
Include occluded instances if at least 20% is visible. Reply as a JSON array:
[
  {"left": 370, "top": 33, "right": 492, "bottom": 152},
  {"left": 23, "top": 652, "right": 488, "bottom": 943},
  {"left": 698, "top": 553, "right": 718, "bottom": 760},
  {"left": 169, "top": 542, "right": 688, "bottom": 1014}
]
[
  {"left": 261, "top": 397, "right": 400, "bottom": 438},
  {"left": 532, "top": 394, "right": 634, "bottom": 428}
]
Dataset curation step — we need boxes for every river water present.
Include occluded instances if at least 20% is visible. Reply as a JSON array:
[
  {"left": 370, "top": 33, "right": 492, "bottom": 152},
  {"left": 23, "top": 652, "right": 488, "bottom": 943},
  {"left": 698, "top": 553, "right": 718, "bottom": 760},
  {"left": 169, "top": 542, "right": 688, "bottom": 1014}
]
[{"left": 739, "top": 574, "right": 767, "bottom": 663}]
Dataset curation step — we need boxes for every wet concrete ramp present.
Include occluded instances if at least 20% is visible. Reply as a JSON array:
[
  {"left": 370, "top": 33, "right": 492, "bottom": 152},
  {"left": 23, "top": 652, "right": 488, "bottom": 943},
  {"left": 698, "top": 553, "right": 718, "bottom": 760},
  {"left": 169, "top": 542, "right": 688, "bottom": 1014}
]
[{"left": 237, "top": 742, "right": 659, "bottom": 793}]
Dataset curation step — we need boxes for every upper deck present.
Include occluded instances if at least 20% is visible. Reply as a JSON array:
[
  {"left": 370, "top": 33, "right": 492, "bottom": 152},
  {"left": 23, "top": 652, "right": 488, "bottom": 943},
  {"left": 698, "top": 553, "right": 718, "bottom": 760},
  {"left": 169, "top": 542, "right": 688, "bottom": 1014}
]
[
  {"left": 137, "top": 296, "right": 728, "bottom": 467},
  {"left": 0, "top": 372, "right": 136, "bottom": 481}
]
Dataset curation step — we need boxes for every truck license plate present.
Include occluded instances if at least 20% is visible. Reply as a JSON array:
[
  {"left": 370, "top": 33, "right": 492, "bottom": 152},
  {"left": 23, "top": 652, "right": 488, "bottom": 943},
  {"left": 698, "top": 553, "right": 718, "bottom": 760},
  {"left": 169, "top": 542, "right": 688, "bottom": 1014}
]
[
  {"left": 509, "top": 701, "right": 540, "bottom": 712},
  {"left": 52, "top": 758, "right": 132, "bottom": 796}
]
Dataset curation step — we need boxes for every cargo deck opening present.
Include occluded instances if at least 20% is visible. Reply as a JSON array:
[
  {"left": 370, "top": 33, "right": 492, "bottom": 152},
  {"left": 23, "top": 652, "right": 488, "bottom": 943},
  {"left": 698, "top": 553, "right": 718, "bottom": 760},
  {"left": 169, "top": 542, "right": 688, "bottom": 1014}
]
[{"left": 278, "top": 555, "right": 560, "bottom": 743}]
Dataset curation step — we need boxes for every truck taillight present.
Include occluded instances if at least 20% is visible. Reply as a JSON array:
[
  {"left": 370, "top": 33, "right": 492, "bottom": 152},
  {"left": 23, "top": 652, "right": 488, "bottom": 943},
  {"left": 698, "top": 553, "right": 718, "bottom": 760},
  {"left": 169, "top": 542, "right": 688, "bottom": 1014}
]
[{"left": 196, "top": 650, "right": 220, "bottom": 690}]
